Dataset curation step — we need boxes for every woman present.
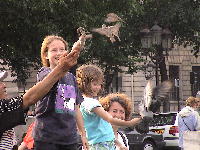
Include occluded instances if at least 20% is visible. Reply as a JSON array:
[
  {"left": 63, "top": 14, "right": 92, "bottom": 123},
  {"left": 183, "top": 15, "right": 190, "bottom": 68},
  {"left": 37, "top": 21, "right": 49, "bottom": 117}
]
[
  {"left": 178, "top": 96, "right": 200, "bottom": 149},
  {"left": 100, "top": 93, "right": 133, "bottom": 150}
]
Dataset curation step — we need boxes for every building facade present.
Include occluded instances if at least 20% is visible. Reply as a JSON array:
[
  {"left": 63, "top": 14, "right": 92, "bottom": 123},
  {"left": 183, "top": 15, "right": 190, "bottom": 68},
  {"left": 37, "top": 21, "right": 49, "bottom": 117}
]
[
  {"left": 1, "top": 45, "right": 200, "bottom": 113},
  {"left": 114, "top": 45, "right": 200, "bottom": 112}
]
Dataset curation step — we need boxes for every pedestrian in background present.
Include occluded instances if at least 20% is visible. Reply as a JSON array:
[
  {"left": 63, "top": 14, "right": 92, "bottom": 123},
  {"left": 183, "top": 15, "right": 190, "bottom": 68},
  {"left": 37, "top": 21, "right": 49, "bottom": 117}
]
[
  {"left": 196, "top": 91, "right": 200, "bottom": 115},
  {"left": 100, "top": 93, "right": 132, "bottom": 150},
  {"left": 33, "top": 35, "right": 88, "bottom": 150},
  {"left": 76, "top": 64, "right": 141, "bottom": 150},
  {"left": 178, "top": 96, "right": 200, "bottom": 150}
]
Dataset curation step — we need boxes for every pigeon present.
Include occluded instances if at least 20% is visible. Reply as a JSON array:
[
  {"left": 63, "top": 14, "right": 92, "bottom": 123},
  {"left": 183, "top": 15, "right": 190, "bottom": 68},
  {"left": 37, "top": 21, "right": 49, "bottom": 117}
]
[
  {"left": 76, "top": 27, "right": 92, "bottom": 50},
  {"left": 92, "top": 23, "right": 121, "bottom": 43},
  {"left": 150, "top": 80, "right": 173, "bottom": 112},
  {"left": 104, "top": 13, "right": 123, "bottom": 23},
  {"left": 135, "top": 80, "right": 173, "bottom": 134}
]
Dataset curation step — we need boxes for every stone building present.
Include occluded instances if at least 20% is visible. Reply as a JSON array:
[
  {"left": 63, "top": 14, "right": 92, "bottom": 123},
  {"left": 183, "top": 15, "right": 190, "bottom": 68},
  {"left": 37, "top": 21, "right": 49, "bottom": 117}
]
[
  {"left": 112, "top": 45, "right": 200, "bottom": 112},
  {"left": 1, "top": 45, "right": 200, "bottom": 113}
]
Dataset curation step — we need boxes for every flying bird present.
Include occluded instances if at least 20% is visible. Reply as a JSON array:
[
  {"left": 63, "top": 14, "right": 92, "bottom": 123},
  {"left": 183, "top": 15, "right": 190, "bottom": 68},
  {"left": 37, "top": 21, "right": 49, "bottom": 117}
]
[
  {"left": 104, "top": 13, "right": 123, "bottom": 23},
  {"left": 92, "top": 23, "right": 121, "bottom": 43},
  {"left": 135, "top": 80, "right": 173, "bottom": 134}
]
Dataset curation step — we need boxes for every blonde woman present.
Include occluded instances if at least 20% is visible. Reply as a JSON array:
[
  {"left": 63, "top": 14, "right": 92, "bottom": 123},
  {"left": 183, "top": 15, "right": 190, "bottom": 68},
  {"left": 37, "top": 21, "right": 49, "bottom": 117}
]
[{"left": 178, "top": 96, "right": 200, "bottom": 149}]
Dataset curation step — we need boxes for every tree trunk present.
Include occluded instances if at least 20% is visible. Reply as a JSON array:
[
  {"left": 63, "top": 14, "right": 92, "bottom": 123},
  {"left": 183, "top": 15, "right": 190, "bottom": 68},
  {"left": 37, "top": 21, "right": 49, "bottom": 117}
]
[{"left": 104, "top": 67, "right": 115, "bottom": 95}]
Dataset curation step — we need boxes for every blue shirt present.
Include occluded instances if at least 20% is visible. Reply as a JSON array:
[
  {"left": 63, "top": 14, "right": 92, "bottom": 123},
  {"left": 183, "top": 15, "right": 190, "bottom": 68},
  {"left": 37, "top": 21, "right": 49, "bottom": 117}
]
[
  {"left": 80, "top": 97, "right": 115, "bottom": 145},
  {"left": 178, "top": 106, "right": 200, "bottom": 148}
]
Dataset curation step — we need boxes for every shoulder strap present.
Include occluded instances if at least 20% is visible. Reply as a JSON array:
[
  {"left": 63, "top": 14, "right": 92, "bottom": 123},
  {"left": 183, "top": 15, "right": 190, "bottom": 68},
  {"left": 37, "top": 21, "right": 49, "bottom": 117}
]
[
  {"left": 181, "top": 117, "right": 192, "bottom": 131},
  {"left": 117, "top": 131, "right": 128, "bottom": 147}
]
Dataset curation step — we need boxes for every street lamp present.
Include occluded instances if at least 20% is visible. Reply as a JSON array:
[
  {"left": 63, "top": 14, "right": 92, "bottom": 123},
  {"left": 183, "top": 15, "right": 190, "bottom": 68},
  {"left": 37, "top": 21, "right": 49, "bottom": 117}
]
[
  {"left": 144, "top": 61, "right": 155, "bottom": 80},
  {"left": 140, "top": 22, "right": 173, "bottom": 85}
]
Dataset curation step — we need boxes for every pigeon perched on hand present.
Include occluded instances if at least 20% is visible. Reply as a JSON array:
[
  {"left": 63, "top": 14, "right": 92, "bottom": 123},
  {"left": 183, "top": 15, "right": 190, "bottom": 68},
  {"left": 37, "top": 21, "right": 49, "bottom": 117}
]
[{"left": 76, "top": 27, "right": 92, "bottom": 50}]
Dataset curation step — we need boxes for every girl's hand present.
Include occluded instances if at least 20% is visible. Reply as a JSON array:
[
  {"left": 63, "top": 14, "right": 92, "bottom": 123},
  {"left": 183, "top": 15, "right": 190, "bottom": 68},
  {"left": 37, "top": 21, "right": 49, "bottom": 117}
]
[
  {"left": 58, "top": 48, "right": 80, "bottom": 72},
  {"left": 130, "top": 117, "right": 142, "bottom": 126},
  {"left": 119, "top": 146, "right": 128, "bottom": 150},
  {"left": 81, "top": 135, "right": 89, "bottom": 150}
]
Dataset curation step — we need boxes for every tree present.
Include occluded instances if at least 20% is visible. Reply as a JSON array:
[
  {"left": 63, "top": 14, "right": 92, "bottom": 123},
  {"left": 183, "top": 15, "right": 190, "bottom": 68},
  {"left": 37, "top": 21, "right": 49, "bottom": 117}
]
[
  {"left": 0, "top": 0, "right": 144, "bottom": 92},
  {"left": 0, "top": 0, "right": 200, "bottom": 110},
  {"left": 136, "top": 0, "right": 200, "bottom": 112}
]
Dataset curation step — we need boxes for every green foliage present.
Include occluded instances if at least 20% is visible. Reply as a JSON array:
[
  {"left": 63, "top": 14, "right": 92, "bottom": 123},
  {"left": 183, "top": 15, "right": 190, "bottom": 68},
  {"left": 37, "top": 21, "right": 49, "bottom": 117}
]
[{"left": 0, "top": 0, "right": 199, "bottom": 88}]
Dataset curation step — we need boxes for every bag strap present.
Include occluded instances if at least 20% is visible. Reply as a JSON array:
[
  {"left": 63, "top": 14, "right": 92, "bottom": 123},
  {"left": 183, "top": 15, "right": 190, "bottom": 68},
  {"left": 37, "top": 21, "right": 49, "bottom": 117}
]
[
  {"left": 117, "top": 131, "right": 128, "bottom": 147},
  {"left": 181, "top": 117, "right": 192, "bottom": 131}
]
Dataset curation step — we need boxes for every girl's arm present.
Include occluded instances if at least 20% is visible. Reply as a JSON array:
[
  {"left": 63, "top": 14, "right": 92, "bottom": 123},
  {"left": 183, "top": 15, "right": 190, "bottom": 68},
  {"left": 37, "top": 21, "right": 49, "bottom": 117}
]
[
  {"left": 22, "top": 49, "right": 80, "bottom": 109},
  {"left": 115, "top": 139, "right": 128, "bottom": 150},
  {"left": 93, "top": 107, "right": 141, "bottom": 126},
  {"left": 75, "top": 105, "right": 89, "bottom": 150}
]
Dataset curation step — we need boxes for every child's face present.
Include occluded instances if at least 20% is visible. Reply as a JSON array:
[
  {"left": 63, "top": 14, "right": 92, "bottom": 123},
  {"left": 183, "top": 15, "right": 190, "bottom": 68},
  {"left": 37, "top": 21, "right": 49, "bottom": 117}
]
[
  {"left": 108, "top": 101, "right": 125, "bottom": 120},
  {"left": 90, "top": 80, "right": 102, "bottom": 97},
  {"left": 0, "top": 82, "right": 7, "bottom": 99},
  {"left": 46, "top": 39, "right": 66, "bottom": 69}
]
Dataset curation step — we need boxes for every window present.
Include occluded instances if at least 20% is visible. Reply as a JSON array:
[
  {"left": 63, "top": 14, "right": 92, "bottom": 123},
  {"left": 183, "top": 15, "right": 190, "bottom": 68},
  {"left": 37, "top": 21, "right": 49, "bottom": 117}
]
[
  {"left": 110, "top": 73, "right": 122, "bottom": 93},
  {"left": 169, "top": 65, "right": 179, "bottom": 101},
  {"left": 150, "top": 113, "right": 177, "bottom": 126},
  {"left": 191, "top": 66, "right": 200, "bottom": 96}
]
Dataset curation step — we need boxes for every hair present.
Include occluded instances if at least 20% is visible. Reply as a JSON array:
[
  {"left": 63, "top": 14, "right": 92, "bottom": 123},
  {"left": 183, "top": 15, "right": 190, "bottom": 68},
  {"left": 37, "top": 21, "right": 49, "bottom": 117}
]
[
  {"left": 41, "top": 35, "right": 69, "bottom": 67},
  {"left": 76, "top": 64, "right": 104, "bottom": 96},
  {"left": 185, "top": 96, "right": 199, "bottom": 107},
  {"left": 99, "top": 93, "right": 133, "bottom": 120}
]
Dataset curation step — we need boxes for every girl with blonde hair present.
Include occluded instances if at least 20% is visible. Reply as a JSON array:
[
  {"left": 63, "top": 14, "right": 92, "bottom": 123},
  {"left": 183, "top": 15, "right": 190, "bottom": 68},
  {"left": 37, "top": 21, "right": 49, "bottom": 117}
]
[
  {"left": 33, "top": 35, "right": 88, "bottom": 150},
  {"left": 178, "top": 96, "right": 200, "bottom": 149}
]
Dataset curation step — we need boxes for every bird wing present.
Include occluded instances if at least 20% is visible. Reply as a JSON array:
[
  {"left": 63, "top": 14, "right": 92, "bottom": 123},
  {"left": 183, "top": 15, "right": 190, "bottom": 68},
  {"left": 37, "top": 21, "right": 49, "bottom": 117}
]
[
  {"left": 92, "top": 27, "right": 110, "bottom": 37},
  {"left": 144, "top": 80, "right": 153, "bottom": 109},
  {"left": 149, "top": 80, "right": 173, "bottom": 112},
  {"left": 138, "top": 80, "right": 153, "bottom": 117}
]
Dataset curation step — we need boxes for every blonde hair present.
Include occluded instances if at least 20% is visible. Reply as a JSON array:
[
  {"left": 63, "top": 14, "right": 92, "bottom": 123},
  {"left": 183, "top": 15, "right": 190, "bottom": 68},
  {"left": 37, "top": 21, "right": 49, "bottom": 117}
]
[
  {"left": 99, "top": 93, "right": 133, "bottom": 120},
  {"left": 185, "top": 96, "right": 199, "bottom": 107},
  {"left": 41, "top": 35, "right": 69, "bottom": 67},
  {"left": 76, "top": 64, "right": 104, "bottom": 96}
]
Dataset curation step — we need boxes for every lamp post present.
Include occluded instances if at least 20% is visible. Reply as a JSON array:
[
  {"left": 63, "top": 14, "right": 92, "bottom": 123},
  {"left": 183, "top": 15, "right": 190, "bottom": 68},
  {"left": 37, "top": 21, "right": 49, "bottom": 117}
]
[
  {"left": 140, "top": 23, "right": 173, "bottom": 85},
  {"left": 144, "top": 61, "right": 155, "bottom": 80},
  {"left": 140, "top": 22, "right": 173, "bottom": 112}
]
